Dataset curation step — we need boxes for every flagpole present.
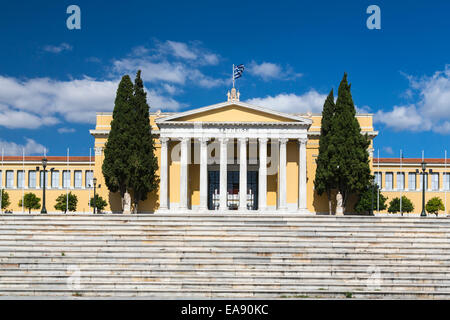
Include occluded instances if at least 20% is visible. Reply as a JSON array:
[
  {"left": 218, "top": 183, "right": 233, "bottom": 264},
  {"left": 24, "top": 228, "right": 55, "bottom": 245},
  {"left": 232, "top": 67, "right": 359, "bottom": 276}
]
[
  {"left": 400, "top": 149, "right": 402, "bottom": 216},
  {"left": 0, "top": 148, "right": 3, "bottom": 214},
  {"left": 445, "top": 150, "right": 447, "bottom": 216},
  {"left": 22, "top": 148, "right": 24, "bottom": 214},
  {"left": 232, "top": 64, "right": 235, "bottom": 89},
  {"left": 66, "top": 148, "right": 69, "bottom": 214},
  {"left": 377, "top": 149, "right": 380, "bottom": 213},
  {"left": 89, "top": 147, "right": 92, "bottom": 214}
]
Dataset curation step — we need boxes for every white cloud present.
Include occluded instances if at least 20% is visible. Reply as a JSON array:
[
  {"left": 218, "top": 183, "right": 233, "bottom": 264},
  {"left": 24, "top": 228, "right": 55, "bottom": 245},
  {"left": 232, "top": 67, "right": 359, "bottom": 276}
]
[
  {"left": 0, "top": 103, "right": 59, "bottom": 129},
  {"left": 147, "top": 89, "right": 186, "bottom": 111},
  {"left": 375, "top": 105, "right": 431, "bottom": 132},
  {"left": 0, "top": 138, "right": 47, "bottom": 156},
  {"left": 165, "top": 41, "right": 197, "bottom": 60},
  {"left": 246, "top": 90, "right": 327, "bottom": 113},
  {"left": 0, "top": 75, "right": 184, "bottom": 127},
  {"left": 383, "top": 146, "right": 394, "bottom": 155},
  {"left": 157, "top": 40, "right": 220, "bottom": 65},
  {"left": 248, "top": 61, "right": 302, "bottom": 81},
  {"left": 43, "top": 43, "right": 72, "bottom": 54},
  {"left": 113, "top": 41, "right": 224, "bottom": 89},
  {"left": 57, "top": 127, "right": 76, "bottom": 134},
  {"left": 375, "top": 66, "right": 450, "bottom": 134}
]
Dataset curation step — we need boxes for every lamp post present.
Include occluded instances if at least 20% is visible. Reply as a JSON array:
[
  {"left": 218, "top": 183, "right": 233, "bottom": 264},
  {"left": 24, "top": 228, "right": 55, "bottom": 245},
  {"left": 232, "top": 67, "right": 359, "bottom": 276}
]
[
  {"left": 41, "top": 158, "right": 48, "bottom": 214},
  {"left": 370, "top": 178, "right": 375, "bottom": 216},
  {"left": 416, "top": 161, "right": 432, "bottom": 217},
  {"left": 93, "top": 177, "right": 97, "bottom": 214}
]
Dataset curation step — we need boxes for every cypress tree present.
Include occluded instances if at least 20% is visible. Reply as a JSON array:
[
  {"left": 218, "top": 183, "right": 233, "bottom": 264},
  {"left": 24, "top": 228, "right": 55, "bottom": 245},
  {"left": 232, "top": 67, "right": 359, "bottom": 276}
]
[
  {"left": 128, "top": 70, "right": 159, "bottom": 213},
  {"left": 314, "top": 89, "right": 336, "bottom": 215},
  {"left": 102, "top": 75, "right": 135, "bottom": 209},
  {"left": 328, "top": 73, "right": 371, "bottom": 212}
]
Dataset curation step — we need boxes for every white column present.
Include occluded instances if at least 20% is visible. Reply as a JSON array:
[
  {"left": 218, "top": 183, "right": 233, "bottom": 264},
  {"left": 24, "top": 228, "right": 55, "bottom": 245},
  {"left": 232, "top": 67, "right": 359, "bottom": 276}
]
[
  {"left": 219, "top": 138, "right": 229, "bottom": 211},
  {"left": 199, "top": 137, "right": 209, "bottom": 211},
  {"left": 298, "top": 138, "right": 308, "bottom": 212},
  {"left": 258, "top": 138, "right": 268, "bottom": 211},
  {"left": 159, "top": 137, "right": 169, "bottom": 211},
  {"left": 179, "top": 137, "right": 189, "bottom": 210},
  {"left": 279, "top": 138, "right": 288, "bottom": 210},
  {"left": 239, "top": 138, "right": 248, "bottom": 211}
]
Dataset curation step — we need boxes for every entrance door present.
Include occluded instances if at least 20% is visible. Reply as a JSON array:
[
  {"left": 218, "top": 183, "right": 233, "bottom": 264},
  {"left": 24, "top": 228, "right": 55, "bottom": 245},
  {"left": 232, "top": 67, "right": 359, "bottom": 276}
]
[{"left": 207, "top": 170, "right": 259, "bottom": 210}]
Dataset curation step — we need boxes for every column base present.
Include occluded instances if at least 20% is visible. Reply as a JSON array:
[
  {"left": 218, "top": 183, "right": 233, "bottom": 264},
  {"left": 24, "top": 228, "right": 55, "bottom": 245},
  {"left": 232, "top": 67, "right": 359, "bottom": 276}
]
[{"left": 297, "top": 208, "right": 312, "bottom": 214}]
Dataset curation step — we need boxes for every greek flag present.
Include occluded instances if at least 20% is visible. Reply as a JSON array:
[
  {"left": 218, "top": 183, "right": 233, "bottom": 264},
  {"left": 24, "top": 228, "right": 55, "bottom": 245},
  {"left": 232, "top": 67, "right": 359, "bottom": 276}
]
[{"left": 233, "top": 64, "right": 245, "bottom": 80}]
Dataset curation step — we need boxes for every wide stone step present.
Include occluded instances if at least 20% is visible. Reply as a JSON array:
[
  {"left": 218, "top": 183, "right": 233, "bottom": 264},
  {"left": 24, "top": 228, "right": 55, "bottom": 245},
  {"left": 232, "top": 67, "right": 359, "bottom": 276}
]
[
  {"left": 0, "top": 287, "right": 449, "bottom": 299},
  {"left": 1, "top": 246, "right": 449, "bottom": 255},
  {"left": 2, "top": 249, "right": 450, "bottom": 259},
  {"left": 2, "top": 257, "right": 450, "bottom": 266},
  {"left": 3, "top": 221, "right": 450, "bottom": 228},
  {"left": 3, "top": 262, "right": 449, "bottom": 272},
  {"left": 1, "top": 239, "right": 448, "bottom": 247},
  {"left": 1, "top": 281, "right": 450, "bottom": 293},
  {"left": 1, "top": 272, "right": 450, "bottom": 284},
  {"left": 0, "top": 231, "right": 450, "bottom": 243}
]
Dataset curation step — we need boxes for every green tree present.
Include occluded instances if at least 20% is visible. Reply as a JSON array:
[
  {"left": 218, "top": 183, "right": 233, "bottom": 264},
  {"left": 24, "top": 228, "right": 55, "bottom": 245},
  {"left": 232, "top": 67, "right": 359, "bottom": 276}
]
[
  {"left": 328, "top": 73, "right": 372, "bottom": 212},
  {"left": 314, "top": 89, "right": 337, "bottom": 215},
  {"left": 426, "top": 197, "right": 445, "bottom": 216},
  {"left": 354, "top": 183, "right": 387, "bottom": 214},
  {"left": 90, "top": 195, "right": 107, "bottom": 213},
  {"left": 18, "top": 193, "right": 41, "bottom": 213},
  {"left": 102, "top": 75, "right": 135, "bottom": 211},
  {"left": 1, "top": 190, "right": 10, "bottom": 210},
  {"left": 388, "top": 196, "right": 414, "bottom": 214},
  {"left": 54, "top": 192, "right": 78, "bottom": 213},
  {"left": 128, "top": 70, "right": 159, "bottom": 213}
]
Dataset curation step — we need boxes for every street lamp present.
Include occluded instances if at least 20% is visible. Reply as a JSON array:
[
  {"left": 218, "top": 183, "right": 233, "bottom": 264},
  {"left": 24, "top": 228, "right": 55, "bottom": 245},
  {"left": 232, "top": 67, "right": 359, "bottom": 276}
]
[
  {"left": 416, "top": 161, "right": 432, "bottom": 217},
  {"left": 93, "top": 177, "right": 97, "bottom": 214},
  {"left": 41, "top": 158, "right": 48, "bottom": 214},
  {"left": 370, "top": 178, "right": 375, "bottom": 216}
]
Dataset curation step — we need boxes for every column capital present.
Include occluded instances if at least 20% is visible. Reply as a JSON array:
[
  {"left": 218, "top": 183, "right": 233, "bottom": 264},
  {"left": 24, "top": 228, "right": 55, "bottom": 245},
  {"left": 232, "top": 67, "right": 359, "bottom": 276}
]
[
  {"left": 179, "top": 137, "right": 190, "bottom": 144},
  {"left": 298, "top": 138, "right": 308, "bottom": 145},
  {"left": 159, "top": 137, "right": 169, "bottom": 144},
  {"left": 279, "top": 138, "right": 289, "bottom": 145},
  {"left": 258, "top": 137, "right": 269, "bottom": 144},
  {"left": 219, "top": 137, "right": 230, "bottom": 144},
  {"left": 198, "top": 137, "right": 210, "bottom": 145},
  {"left": 94, "top": 147, "right": 103, "bottom": 156},
  {"left": 238, "top": 137, "right": 248, "bottom": 143}
]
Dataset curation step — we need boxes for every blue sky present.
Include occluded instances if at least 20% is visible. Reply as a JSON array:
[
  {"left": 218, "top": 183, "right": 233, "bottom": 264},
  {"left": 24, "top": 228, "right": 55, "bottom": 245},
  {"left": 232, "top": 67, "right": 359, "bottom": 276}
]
[{"left": 0, "top": 0, "right": 449, "bottom": 158}]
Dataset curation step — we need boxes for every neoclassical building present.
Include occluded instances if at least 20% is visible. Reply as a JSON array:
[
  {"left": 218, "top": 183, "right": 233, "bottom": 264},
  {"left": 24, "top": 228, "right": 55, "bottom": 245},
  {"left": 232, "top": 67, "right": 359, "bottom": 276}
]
[
  {"left": 91, "top": 88, "right": 378, "bottom": 213},
  {"left": 1, "top": 89, "right": 448, "bottom": 214}
]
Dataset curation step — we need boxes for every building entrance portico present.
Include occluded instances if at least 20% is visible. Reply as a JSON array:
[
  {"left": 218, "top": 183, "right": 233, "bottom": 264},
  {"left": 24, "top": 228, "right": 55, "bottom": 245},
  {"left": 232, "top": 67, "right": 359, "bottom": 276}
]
[
  {"left": 156, "top": 88, "right": 312, "bottom": 213},
  {"left": 208, "top": 167, "right": 259, "bottom": 211}
]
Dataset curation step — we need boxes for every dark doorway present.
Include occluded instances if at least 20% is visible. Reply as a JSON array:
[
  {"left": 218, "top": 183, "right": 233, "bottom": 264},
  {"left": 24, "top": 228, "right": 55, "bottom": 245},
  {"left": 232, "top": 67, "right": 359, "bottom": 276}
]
[{"left": 207, "top": 170, "right": 258, "bottom": 210}]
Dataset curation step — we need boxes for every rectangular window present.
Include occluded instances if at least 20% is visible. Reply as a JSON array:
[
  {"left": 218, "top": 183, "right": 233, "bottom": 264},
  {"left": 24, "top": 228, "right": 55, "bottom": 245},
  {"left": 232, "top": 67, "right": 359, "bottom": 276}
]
[
  {"left": 85, "top": 171, "right": 93, "bottom": 188},
  {"left": 374, "top": 172, "right": 382, "bottom": 188},
  {"left": 6, "top": 170, "right": 14, "bottom": 188},
  {"left": 17, "top": 171, "right": 24, "bottom": 188},
  {"left": 28, "top": 171, "right": 36, "bottom": 188},
  {"left": 51, "top": 170, "right": 60, "bottom": 188},
  {"left": 74, "top": 171, "right": 82, "bottom": 188},
  {"left": 396, "top": 172, "right": 405, "bottom": 190},
  {"left": 431, "top": 173, "right": 439, "bottom": 191},
  {"left": 408, "top": 173, "right": 416, "bottom": 190},
  {"left": 63, "top": 170, "right": 71, "bottom": 188},
  {"left": 419, "top": 174, "right": 428, "bottom": 190},
  {"left": 385, "top": 172, "right": 393, "bottom": 190},
  {"left": 444, "top": 173, "right": 450, "bottom": 191}
]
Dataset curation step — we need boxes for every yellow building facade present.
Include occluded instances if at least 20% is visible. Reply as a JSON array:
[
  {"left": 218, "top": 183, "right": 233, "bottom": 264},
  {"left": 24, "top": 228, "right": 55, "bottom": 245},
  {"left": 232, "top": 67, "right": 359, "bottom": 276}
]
[
  {"left": 1, "top": 89, "right": 449, "bottom": 215},
  {"left": 0, "top": 156, "right": 94, "bottom": 213}
]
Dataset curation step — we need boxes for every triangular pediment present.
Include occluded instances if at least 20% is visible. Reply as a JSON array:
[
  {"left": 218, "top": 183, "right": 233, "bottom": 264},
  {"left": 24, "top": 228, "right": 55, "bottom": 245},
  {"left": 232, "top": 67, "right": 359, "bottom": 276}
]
[{"left": 156, "top": 101, "right": 312, "bottom": 125}]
